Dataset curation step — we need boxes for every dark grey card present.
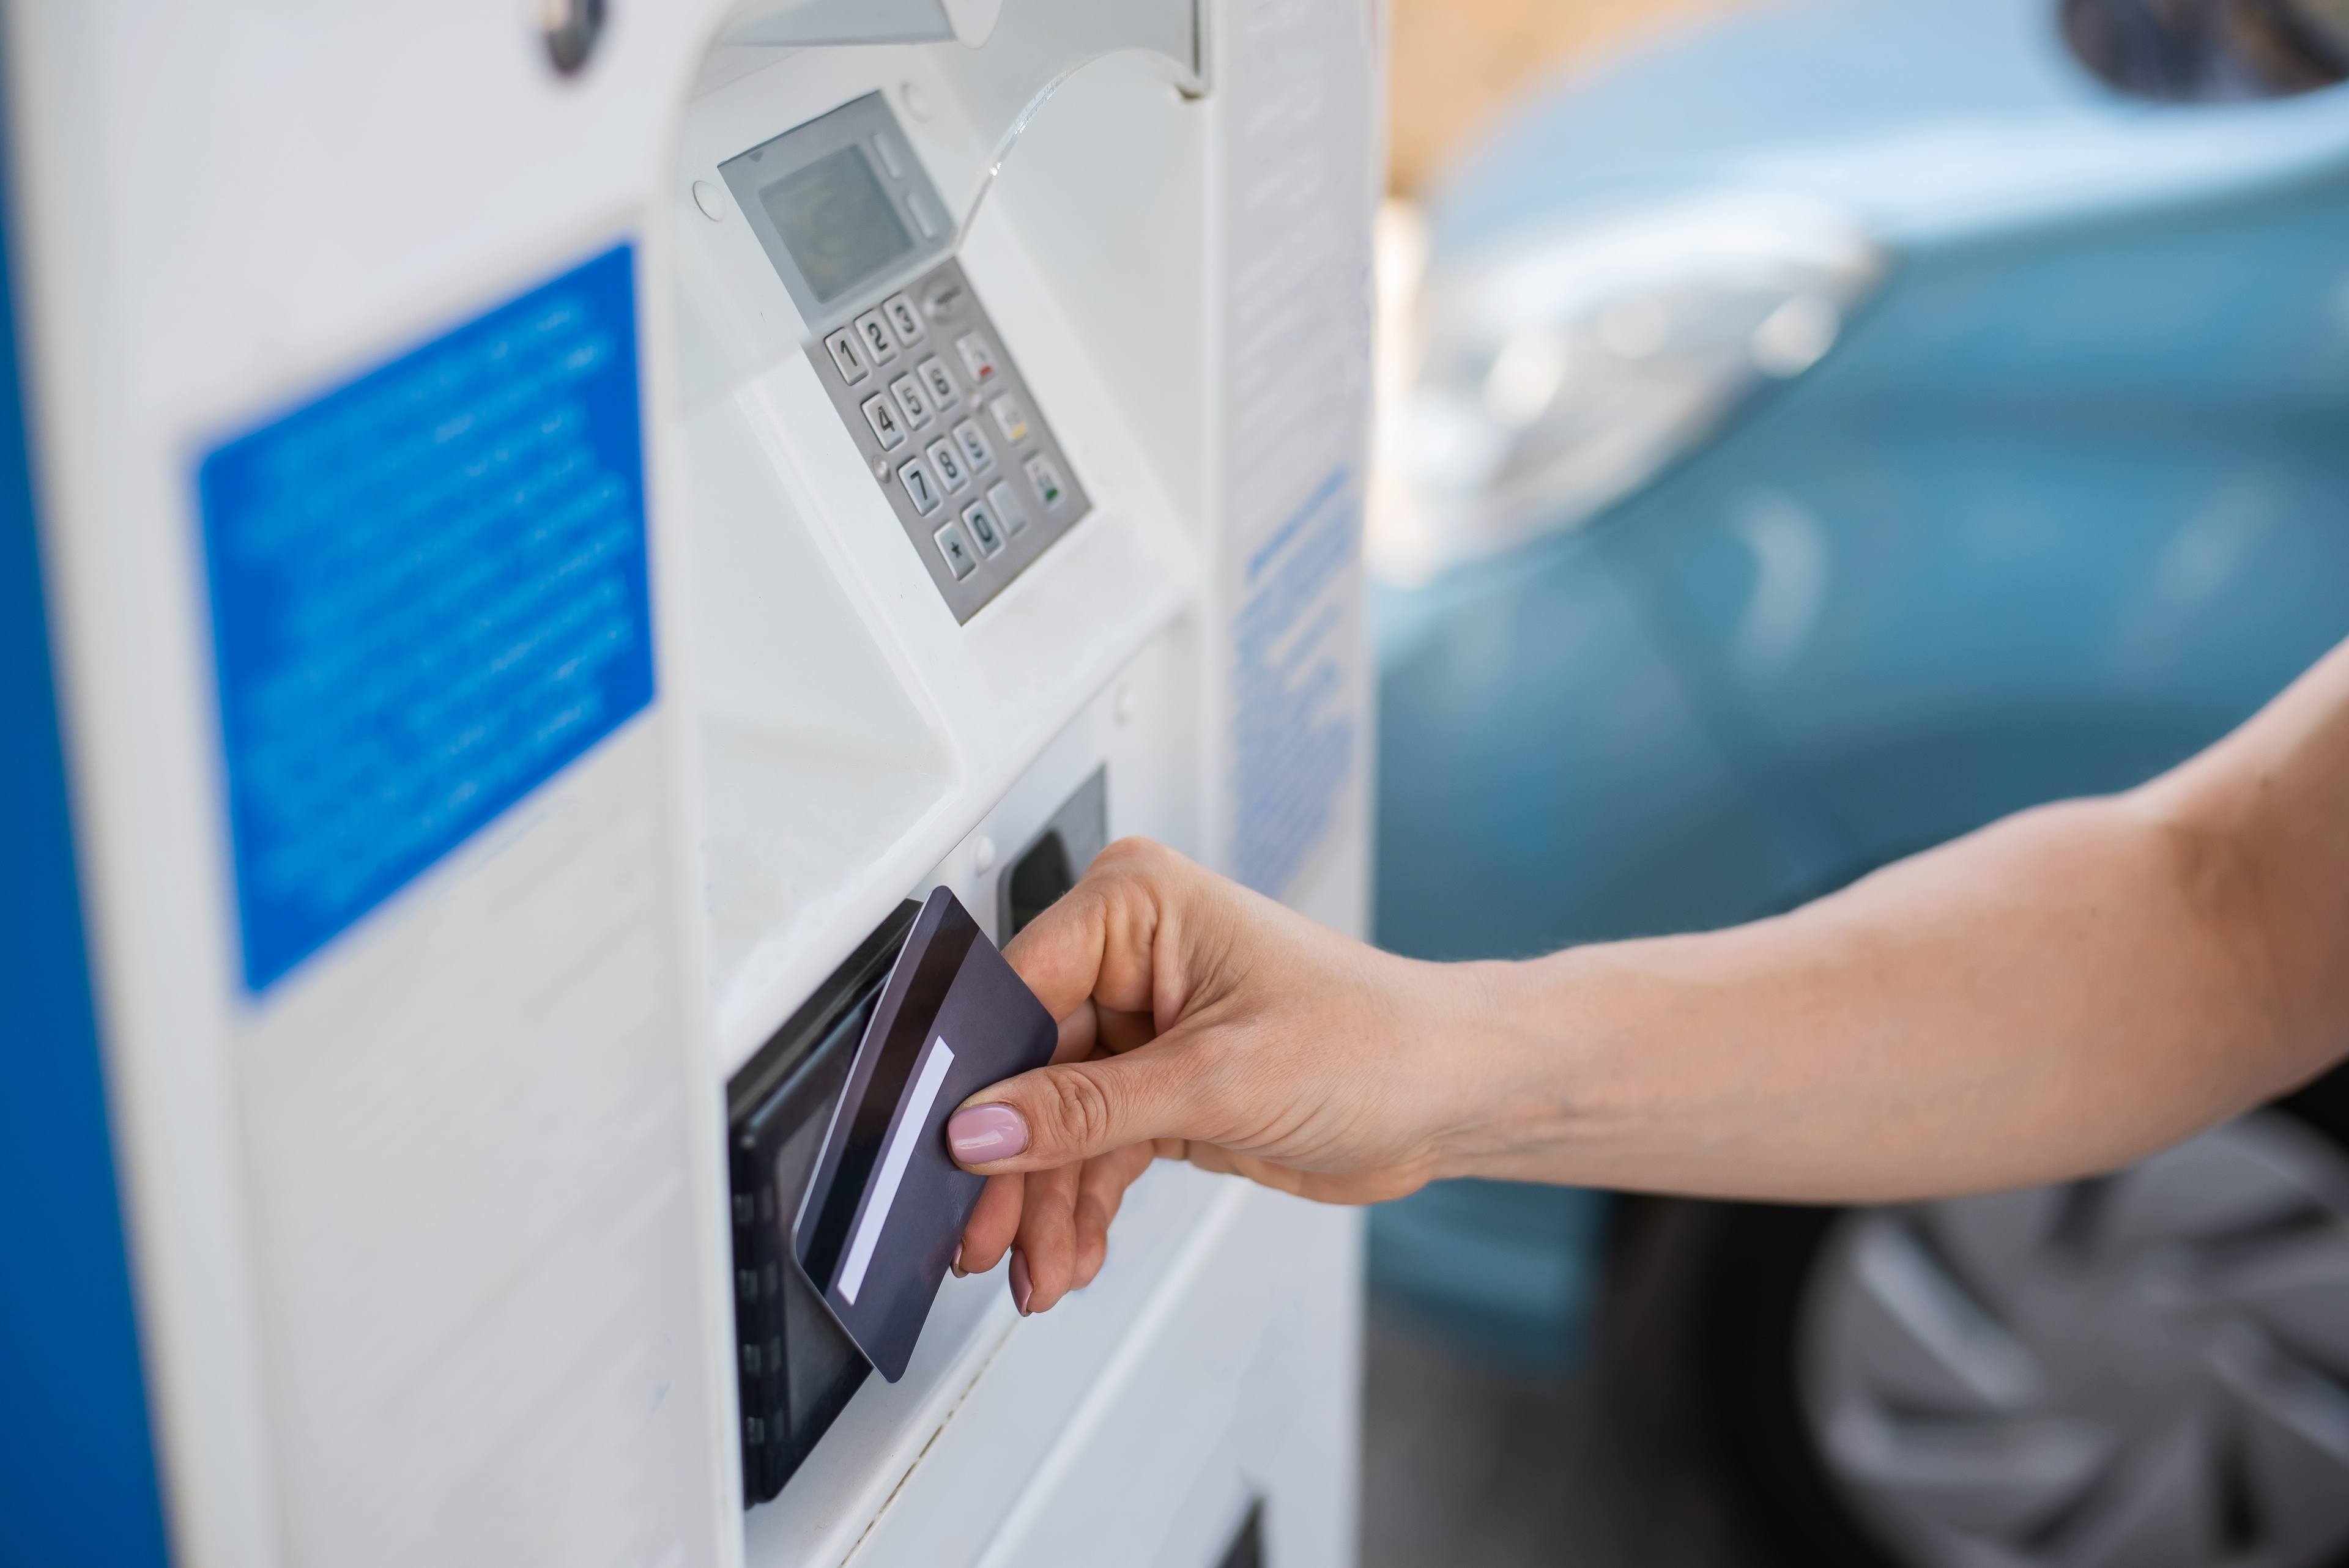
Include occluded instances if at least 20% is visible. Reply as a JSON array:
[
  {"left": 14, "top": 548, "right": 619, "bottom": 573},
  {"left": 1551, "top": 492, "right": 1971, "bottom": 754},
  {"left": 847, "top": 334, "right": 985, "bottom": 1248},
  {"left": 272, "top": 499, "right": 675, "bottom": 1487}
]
[{"left": 791, "top": 886, "right": 1058, "bottom": 1381}]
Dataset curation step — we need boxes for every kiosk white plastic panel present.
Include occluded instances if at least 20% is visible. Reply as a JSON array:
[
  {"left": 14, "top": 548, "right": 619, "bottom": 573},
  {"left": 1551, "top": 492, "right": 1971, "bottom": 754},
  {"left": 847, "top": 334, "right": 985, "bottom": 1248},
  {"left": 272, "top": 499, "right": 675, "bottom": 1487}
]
[{"left": 9, "top": 3, "right": 1379, "bottom": 1567}]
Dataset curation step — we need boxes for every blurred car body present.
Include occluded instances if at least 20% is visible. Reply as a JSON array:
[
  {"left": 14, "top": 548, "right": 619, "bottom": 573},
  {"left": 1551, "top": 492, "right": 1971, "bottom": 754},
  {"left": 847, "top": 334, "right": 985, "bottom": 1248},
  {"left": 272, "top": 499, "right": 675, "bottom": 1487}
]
[{"left": 1368, "top": 0, "right": 2349, "bottom": 1561}]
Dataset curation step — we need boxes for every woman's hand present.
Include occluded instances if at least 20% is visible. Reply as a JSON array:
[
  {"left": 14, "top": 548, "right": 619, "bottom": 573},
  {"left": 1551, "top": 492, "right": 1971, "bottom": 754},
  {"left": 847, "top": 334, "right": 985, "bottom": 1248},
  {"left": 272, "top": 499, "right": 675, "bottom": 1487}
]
[
  {"left": 946, "top": 838, "right": 1504, "bottom": 1314},
  {"left": 952, "top": 636, "right": 2349, "bottom": 1316}
]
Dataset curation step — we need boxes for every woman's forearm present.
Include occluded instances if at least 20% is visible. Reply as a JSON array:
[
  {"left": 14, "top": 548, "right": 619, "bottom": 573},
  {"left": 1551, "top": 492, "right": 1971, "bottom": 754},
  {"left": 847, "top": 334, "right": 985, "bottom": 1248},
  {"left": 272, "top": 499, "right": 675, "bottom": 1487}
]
[
  {"left": 956, "top": 640, "right": 2349, "bottom": 1303},
  {"left": 1460, "top": 797, "right": 2272, "bottom": 1199},
  {"left": 1457, "top": 641, "right": 2349, "bottom": 1203}
]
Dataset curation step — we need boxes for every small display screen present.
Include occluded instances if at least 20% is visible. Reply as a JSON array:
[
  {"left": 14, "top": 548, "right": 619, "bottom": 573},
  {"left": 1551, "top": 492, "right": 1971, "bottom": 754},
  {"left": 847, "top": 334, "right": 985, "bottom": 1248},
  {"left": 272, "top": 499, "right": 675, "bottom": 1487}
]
[{"left": 760, "top": 145, "right": 915, "bottom": 305}]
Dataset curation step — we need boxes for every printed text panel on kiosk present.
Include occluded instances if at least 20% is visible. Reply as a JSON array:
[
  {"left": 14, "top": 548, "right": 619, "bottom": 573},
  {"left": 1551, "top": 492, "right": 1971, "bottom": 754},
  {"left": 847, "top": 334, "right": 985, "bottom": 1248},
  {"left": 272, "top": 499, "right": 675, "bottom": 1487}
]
[{"left": 196, "top": 245, "right": 655, "bottom": 992}]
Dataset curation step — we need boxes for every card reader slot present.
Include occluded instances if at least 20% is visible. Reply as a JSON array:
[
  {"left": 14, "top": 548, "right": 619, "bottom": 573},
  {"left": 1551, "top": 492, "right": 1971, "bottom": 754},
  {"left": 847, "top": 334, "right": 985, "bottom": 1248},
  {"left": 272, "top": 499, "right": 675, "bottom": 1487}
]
[{"left": 727, "top": 900, "right": 919, "bottom": 1506}]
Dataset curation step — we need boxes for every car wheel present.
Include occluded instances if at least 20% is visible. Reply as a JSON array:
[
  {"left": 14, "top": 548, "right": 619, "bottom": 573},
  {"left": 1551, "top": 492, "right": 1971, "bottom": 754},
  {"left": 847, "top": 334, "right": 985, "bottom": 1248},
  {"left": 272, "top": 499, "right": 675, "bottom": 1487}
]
[{"left": 1706, "top": 1082, "right": 2349, "bottom": 1568}]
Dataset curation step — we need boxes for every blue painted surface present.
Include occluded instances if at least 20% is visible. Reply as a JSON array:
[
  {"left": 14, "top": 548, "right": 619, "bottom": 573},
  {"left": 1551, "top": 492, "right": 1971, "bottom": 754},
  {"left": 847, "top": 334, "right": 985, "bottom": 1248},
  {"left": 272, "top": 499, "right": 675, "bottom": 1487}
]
[
  {"left": 0, "top": 112, "right": 173, "bottom": 1568},
  {"left": 1370, "top": 0, "right": 2349, "bottom": 1370},
  {"left": 198, "top": 245, "right": 654, "bottom": 992},
  {"left": 1368, "top": 1180, "right": 1611, "bottom": 1374}
]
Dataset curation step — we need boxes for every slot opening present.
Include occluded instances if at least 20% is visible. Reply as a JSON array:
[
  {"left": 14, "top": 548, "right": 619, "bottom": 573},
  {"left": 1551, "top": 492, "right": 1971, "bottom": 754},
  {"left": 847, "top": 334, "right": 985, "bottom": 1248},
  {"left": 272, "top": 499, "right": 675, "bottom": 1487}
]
[{"left": 725, "top": 900, "right": 918, "bottom": 1506}]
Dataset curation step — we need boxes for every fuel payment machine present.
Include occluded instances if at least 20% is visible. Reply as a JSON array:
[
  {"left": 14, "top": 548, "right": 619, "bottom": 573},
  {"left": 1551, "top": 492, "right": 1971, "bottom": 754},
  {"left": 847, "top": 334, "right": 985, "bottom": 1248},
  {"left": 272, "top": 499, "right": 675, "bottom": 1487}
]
[{"left": 4, "top": 1, "right": 1380, "bottom": 1565}]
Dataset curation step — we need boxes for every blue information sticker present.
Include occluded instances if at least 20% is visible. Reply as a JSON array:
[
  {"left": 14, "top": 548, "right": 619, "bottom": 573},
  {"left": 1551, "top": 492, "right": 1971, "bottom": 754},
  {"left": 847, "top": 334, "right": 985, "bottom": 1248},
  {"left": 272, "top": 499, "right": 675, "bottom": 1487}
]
[{"left": 198, "top": 244, "right": 655, "bottom": 993}]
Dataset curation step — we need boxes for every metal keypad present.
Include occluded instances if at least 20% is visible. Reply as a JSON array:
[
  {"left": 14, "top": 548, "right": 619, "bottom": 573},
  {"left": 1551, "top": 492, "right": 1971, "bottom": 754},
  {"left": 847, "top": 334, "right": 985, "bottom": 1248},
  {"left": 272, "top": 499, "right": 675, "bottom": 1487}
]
[{"left": 803, "top": 256, "right": 1092, "bottom": 623}]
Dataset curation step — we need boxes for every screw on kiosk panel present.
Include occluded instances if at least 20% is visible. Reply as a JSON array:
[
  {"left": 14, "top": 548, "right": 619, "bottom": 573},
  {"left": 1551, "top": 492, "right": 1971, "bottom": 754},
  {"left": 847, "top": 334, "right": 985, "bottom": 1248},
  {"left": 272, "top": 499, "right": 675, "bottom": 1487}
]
[{"left": 534, "top": 0, "right": 603, "bottom": 76}]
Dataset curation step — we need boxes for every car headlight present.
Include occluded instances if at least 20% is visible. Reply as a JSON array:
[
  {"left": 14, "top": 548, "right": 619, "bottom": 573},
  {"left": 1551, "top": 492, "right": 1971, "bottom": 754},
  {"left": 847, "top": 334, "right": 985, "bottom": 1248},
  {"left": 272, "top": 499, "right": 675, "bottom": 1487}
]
[{"left": 1381, "top": 194, "right": 1885, "bottom": 577}]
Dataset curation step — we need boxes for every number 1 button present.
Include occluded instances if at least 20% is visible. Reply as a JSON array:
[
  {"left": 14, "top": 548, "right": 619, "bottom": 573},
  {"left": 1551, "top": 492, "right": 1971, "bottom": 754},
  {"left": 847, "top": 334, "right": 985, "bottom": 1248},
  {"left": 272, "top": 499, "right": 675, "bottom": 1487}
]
[{"left": 823, "top": 328, "right": 870, "bottom": 385}]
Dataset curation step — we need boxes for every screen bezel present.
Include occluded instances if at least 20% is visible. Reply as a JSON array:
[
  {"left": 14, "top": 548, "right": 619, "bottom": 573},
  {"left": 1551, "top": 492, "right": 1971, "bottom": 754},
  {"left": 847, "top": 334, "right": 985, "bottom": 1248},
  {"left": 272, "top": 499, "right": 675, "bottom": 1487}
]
[{"left": 718, "top": 91, "right": 952, "bottom": 331}]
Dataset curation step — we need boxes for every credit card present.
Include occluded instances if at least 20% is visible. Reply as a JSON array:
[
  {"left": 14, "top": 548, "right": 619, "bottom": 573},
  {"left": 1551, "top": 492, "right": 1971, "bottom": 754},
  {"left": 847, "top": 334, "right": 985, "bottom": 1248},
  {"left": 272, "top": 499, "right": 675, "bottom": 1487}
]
[{"left": 792, "top": 886, "right": 1058, "bottom": 1380}]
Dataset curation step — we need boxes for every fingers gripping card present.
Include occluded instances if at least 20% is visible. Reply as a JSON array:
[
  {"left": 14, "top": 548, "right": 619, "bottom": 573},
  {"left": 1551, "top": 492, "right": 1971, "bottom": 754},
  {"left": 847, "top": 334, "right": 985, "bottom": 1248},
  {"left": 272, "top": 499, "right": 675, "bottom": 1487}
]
[{"left": 793, "top": 887, "right": 1057, "bottom": 1380}]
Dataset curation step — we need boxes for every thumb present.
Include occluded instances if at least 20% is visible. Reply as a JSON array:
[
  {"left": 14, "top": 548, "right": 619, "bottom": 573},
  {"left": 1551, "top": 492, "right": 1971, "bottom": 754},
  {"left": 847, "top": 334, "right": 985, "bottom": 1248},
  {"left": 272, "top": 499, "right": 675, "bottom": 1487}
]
[{"left": 946, "top": 1043, "right": 1203, "bottom": 1173}]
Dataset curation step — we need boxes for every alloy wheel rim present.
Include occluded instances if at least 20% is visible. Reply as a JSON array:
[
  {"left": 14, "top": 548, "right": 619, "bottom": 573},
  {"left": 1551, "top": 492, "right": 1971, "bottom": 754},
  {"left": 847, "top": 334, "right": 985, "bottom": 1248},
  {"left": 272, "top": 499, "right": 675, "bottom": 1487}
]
[{"left": 1798, "top": 1112, "right": 2349, "bottom": 1568}]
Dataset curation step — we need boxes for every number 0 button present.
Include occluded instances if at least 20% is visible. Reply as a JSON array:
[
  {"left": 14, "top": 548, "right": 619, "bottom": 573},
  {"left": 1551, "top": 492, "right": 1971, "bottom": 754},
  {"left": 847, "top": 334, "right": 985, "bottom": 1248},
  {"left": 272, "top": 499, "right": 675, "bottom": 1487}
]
[{"left": 961, "top": 500, "right": 1005, "bottom": 557}]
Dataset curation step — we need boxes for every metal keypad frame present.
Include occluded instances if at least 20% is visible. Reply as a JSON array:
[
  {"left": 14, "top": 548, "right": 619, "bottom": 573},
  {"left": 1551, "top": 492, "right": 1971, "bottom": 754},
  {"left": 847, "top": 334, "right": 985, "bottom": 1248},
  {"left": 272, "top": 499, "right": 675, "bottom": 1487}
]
[{"left": 803, "top": 256, "right": 1092, "bottom": 623}]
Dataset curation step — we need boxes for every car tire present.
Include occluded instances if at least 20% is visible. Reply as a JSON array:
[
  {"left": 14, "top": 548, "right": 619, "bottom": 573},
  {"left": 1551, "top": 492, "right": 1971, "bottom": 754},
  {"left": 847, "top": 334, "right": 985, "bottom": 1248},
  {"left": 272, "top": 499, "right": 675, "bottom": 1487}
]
[{"left": 1702, "top": 1066, "right": 2349, "bottom": 1568}]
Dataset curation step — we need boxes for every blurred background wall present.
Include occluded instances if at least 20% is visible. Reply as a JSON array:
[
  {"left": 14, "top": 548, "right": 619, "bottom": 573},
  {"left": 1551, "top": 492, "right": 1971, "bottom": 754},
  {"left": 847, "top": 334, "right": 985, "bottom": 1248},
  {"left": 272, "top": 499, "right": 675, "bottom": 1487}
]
[
  {"left": 1358, "top": 1, "right": 2349, "bottom": 1566},
  {"left": 1387, "top": 0, "right": 1745, "bottom": 193}
]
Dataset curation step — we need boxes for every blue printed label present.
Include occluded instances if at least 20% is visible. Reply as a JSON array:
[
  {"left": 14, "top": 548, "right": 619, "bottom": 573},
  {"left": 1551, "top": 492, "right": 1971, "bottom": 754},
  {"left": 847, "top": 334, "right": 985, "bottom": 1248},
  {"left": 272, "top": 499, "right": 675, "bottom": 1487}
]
[
  {"left": 198, "top": 244, "right": 653, "bottom": 993},
  {"left": 1232, "top": 466, "right": 1359, "bottom": 898}
]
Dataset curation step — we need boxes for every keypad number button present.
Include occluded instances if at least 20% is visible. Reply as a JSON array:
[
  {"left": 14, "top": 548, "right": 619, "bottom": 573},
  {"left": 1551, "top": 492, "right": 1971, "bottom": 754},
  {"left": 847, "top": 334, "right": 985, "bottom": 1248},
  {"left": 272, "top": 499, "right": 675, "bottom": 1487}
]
[
  {"left": 986, "top": 480, "right": 1031, "bottom": 538},
  {"left": 955, "top": 333, "right": 1000, "bottom": 388},
  {"left": 1023, "top": 453, "right": 1069, "bottom": 510},
  {"left": 823, "top": 329, "right": 870, "bottom": 386},
  {"left": 932, "top": 519, "right": 978, "bottom": 580},
  {"left": 915, "top": 357, "right": 959, "bottom": 412},
  {"left": 951, "top": 420, "right": 994, "bottom": 475},
  {"left": 926, "top": 438, "right": 970, "bottom": 494},
  {"left": 962, "top": 500, "right": 1005, "bottom": 557},
  {"left": 889, "top": 374, "right": 934, "bottom": 431},
  {"left": 989, "top": 396, "right": 1030, "bottom": 446},
  {"left": 854, "top": 310, "right": 900, "bottom": 366},
  {"left": 882, "top": 293, "right": 925, "bottom": 346},
  {"left": 898, "top": 457, "right": 943, "bottom": 516},
  {"left": 861, "top": 393, "right": 908, "bottom": 451}
]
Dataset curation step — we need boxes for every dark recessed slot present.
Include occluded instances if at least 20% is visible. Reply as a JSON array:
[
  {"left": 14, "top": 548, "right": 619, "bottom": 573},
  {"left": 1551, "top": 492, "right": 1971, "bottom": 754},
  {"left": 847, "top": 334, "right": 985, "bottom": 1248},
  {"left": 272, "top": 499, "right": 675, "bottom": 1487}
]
[
  {"left": 726, "top": 899, "right": 919, "bottom": 1507},
  {"left": 998, "top": 766, "right": 1108, "bottom": 941},
  {"left": 1216, "top": 1500, "right": 1266, "bottom": 1568},
  {"left": 1006, "top": 831, "right": 1074, "bottom": 938}
]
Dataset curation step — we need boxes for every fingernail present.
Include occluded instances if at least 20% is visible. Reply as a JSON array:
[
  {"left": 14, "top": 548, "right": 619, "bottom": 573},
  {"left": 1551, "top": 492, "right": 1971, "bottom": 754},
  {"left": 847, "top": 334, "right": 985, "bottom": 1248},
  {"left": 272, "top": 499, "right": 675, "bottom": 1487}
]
[
  {"left": 1010, "top": 1250, "right": 1033, "bottom": 1317},
  {"left": 948, "top": 1103, "right": 1028, "bottom": 1163},
  {"left": 952, "top": 1241, "right": 964, "bottom": 1278}
]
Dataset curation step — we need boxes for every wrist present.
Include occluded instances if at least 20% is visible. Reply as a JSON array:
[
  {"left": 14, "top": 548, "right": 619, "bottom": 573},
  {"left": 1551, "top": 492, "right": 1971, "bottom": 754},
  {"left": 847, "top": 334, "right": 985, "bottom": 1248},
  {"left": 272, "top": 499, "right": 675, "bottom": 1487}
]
[{"left": 1411, "top": 952, "right": 1596, "bottom": 1181}]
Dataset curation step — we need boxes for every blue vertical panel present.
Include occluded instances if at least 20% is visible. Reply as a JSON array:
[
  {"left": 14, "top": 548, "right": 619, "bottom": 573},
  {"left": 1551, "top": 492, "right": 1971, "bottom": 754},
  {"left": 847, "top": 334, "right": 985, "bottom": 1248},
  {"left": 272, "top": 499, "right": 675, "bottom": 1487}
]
[
  {"left": 197, "top": 245, "right": 655, "bottom": 992},
  {"left": 0, "top": 108, "right": 174, "bottom": 1568},
  {"left": 1231, "top": 466, "right": 1360, "bottom": 898}
]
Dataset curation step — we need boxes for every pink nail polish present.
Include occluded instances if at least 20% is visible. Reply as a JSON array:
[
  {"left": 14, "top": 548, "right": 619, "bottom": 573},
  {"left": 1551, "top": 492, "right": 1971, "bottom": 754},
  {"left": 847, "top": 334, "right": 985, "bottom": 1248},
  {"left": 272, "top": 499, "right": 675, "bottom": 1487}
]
[
  {"left": 948, "top": 1103, "right": 1029, "bottom": 1163},
  {"left": 1009, "top": 1250, "right": 1033, "bottom": 1317},
  {"left": 952, "top": 1241, "right": 964, "bottom": 1277}
]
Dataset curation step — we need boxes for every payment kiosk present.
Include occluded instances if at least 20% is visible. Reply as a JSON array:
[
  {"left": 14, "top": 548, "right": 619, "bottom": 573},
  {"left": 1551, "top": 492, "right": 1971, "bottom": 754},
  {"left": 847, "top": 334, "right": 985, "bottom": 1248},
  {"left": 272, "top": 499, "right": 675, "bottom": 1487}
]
[{"left": 6, "top": 1, "right": 1379, "bottom": 1565}]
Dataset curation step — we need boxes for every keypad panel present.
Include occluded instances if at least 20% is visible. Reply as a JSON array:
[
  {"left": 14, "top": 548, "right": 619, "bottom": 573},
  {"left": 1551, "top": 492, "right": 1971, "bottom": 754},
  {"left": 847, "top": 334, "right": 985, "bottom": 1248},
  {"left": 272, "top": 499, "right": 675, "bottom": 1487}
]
[{"left": 803, "top": 256, "right": 1092, "bottom": 623}]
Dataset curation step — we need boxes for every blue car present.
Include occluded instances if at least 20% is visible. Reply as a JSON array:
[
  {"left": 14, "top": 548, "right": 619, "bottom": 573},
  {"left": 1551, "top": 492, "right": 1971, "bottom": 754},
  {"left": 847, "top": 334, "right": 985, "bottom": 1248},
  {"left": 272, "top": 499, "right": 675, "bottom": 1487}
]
[{"left": 1368, "top": 1, "right": 2349, "bottom": 1563}]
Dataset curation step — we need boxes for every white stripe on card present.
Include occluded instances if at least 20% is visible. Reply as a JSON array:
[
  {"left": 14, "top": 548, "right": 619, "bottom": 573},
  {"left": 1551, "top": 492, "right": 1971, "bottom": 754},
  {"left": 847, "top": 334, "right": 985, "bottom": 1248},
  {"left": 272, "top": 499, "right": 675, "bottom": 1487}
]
[{"left": 838, "top": 1036, "right": 956, "bottom": 1305}]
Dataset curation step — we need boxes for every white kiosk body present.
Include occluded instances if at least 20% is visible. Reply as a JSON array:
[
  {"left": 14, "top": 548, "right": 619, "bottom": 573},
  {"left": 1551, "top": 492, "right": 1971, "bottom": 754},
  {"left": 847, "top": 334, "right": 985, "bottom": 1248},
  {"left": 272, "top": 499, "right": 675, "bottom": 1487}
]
[{"left": 7, "top": 1, "right": 1380, "bottom": 1564}]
